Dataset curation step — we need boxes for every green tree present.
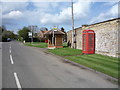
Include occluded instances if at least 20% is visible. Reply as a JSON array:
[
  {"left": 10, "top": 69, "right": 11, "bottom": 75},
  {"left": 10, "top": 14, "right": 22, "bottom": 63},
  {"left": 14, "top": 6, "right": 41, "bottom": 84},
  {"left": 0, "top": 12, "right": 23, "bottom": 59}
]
[
  {"left": 0, "top": 25, "right": 6, "bottom": 35},
  {"left": 61, "top": 27, "right": 65, "bottom": 32},
  {"left": 2, "top": 30, "right": 16, "bottom": 41},
  {"left": 61, "top": 27, "right": 67, "bottom": 42},
  {"left": 18, "top": 27, "right": 30, "bottom": 41}
]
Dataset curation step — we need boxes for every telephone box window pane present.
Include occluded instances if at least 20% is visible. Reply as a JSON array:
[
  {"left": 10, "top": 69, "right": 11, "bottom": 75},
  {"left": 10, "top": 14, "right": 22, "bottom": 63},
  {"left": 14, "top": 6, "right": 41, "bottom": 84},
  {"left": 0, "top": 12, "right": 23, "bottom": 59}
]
[
  {"left": 89, "top": 34, "right": 93, "bottom": 51},
  {"left": 83, "top": 34, "right": 86, "bottom": 51}
]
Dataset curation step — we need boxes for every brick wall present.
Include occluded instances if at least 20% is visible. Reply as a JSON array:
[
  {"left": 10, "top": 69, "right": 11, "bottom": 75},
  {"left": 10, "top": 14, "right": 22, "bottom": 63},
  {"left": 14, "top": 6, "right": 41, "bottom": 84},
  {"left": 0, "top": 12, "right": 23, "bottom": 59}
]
[{"left": 67, "top": 18, "right": 120, "bottom": 57}]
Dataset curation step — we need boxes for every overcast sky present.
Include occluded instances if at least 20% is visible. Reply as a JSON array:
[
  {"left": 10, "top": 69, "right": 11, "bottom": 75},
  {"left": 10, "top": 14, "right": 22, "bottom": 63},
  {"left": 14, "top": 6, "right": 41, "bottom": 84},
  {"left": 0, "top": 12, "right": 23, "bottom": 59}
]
[{"left": 1, "top": 0, "right": 119, "bottom": 33}]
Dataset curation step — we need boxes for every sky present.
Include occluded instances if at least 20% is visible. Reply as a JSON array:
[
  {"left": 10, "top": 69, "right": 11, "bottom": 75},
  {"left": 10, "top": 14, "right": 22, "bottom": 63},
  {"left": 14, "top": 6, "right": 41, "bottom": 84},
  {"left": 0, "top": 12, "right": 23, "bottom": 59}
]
[{"left": 0, "top": 0, "right": 119, "bottom": 33}]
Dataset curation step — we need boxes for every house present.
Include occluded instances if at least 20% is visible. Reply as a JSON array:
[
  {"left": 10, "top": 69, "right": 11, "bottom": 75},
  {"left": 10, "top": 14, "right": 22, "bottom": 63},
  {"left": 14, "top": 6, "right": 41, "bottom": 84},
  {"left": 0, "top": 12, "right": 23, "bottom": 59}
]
[{"left": 37, "top": 31, "right": 48, "bottom": 42}]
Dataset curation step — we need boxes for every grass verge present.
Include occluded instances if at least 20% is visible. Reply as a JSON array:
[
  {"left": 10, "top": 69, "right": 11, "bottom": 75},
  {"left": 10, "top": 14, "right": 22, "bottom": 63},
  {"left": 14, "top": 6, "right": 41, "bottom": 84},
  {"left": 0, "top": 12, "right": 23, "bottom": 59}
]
[
  {"left": 48, "top": 47, "right": 82, "bottom": 56},
  {"left": 48, "top": 47, "right": 118, "bottom": 79},
  {"left": 24, "top": 42, "right": 47, "bottom": 48}
]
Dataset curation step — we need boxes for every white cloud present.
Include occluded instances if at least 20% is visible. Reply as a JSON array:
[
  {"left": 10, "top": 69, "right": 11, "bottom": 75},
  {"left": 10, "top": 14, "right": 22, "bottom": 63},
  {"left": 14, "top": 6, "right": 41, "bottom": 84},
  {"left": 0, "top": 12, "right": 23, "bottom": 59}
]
[
  {"left": 1, "top": 0, "right": 93, "bottom": 26},
  {"left": 90, "top": 3, "right": 118, "bottom": 24},
  {"left": 1, "top": 1, "right": 63, "bottom": 25},
  {"left": 1, "top": 0, "right": 74, "bottom": 2},
  {"left": 103, "top": 2, "right": 118, "bottom": 6},
  {"left": 33, "top": 2, "right": 59, "bottom": 8},
  {"left": 2, "top": 0, "right": 120, "bottom": 2},
  {"left": 2, "top": 10, "right": 24, "bottom": 26},
  {"left": 109, "top": 4, "right": 118, "bottom": 16},
  {"left": 3, "top": 10, "right": 23, "bottom": 19},
  {"left": 0, "top": 2, "right": 2, "bottom": 25},
  {"left": 40, "top": 0, "right": 93, "bottom": 25},
  {"left": 2, "top": 2, "right": 29, "bottom": 14},
  {"left": 1, "top": 2, "right": 29, "bottom": 26}
]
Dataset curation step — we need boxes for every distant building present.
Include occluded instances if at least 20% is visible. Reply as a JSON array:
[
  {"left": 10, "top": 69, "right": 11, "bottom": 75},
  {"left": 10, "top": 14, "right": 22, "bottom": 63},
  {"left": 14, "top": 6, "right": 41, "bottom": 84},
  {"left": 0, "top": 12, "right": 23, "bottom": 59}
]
[{"left": 37, "top": 31, "right": 48, "bottom": 42}]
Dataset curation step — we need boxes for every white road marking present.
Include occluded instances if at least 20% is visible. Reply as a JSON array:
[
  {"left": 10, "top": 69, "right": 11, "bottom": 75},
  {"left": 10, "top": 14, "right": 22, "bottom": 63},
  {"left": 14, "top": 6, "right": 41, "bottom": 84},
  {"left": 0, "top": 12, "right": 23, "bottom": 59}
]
[
  {"left": 14, "top": 72, "right": 22, "bottom": 90},
  {"left": 10, "top": 54, "right": 14, "bottom": 64},
  {"left": 9, "top": 49, "right": 11, "bottom": 53},
  {"left": 10, "top": 44, "right": 11, "bottom": 49}
]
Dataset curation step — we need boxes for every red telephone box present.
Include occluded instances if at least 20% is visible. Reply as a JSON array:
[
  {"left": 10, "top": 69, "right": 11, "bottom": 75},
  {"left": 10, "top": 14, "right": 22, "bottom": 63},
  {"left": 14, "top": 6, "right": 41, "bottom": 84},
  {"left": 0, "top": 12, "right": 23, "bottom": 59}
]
[
  {"left": 45, "top": 40, "right": 48, "bottom": 43},
  {"left": 82, "top": 30, "right": 95, "bottom": 54}
]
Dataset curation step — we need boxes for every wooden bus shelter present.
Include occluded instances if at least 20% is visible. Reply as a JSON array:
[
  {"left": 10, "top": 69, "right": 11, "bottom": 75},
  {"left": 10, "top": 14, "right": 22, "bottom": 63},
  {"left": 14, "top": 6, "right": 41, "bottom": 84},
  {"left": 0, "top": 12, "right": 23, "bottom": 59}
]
[{"left": 44, "top": 30, "right": 65, "bottom": 49}]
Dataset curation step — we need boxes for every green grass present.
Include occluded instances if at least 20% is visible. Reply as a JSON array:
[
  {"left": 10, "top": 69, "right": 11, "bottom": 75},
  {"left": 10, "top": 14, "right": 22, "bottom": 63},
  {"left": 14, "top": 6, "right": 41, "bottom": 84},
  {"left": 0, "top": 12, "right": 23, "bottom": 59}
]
[
  {"left": 48, "top": 47, "right": 118, "bottom": 79},
  {"left": 48, "top": 47, "right": 82, "bottom": 56},
  {"left": 63, "top": 42, "right": 67, "bottom": 47},
  {"left": 25, "top": 42, "right": 47, "bottom": 48},
  {"left": 66, "top": 54, "right": 118, "bottom": 78}
]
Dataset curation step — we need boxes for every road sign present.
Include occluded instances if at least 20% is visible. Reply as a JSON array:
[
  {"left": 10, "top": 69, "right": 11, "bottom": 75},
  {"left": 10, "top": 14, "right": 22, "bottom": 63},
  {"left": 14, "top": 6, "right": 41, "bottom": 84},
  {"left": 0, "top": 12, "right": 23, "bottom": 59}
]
[
  {"left": 53, "top": 26, "right": 58, "bottom": 31},
  {"left": 28, "top": 32, "right": 32, "bottom": 36},
  {"left": 29, "top": 36, "right": 32, "bottom": 38}
]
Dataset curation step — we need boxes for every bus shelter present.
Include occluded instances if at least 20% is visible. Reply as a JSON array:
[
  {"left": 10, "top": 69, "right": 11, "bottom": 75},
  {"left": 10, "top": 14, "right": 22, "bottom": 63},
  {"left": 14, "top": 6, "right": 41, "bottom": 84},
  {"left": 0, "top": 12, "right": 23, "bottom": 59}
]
[{"left": 44, "top": 30, "right": 65, "bottom": 49}]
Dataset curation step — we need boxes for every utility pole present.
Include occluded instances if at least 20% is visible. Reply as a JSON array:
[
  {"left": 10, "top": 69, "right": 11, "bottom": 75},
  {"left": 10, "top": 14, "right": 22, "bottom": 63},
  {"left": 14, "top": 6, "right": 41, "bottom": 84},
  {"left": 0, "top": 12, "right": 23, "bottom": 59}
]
[
  {"left": 71, "top": 0, "right": 75, "bottom": 48},
  {"left": 29, "top": 25, "right": 37, "bottom": 44},
  {"left": 52, "top": 26, "right": 57, "bottom": 46},
  {"left": 30, "top": 26, "right": 33, "bottom": 44},
  {"left": 52, "top": 29, "right": 54, "bottom": 46},
  {"left": 29, "top": 25, "right": 34, "bottom": 44}
]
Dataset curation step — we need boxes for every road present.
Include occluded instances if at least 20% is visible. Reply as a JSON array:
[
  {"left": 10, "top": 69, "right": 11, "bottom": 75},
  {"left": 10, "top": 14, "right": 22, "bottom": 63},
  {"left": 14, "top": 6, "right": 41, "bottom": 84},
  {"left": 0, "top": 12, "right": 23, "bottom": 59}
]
[{"left": 2, "top": 41, "right": 118, "bottom": 89}]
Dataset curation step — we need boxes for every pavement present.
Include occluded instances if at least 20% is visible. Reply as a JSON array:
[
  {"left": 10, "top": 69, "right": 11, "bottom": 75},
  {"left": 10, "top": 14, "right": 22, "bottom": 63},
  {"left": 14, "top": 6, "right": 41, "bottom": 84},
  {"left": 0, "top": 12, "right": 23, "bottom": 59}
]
[{"left": 2, "top": 41, "right": 118, "bottom": 88}]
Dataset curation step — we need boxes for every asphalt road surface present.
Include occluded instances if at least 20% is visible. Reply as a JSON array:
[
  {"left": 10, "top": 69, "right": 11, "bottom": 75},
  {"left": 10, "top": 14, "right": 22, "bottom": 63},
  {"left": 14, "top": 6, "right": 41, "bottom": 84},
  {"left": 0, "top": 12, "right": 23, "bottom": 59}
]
[{"left": 2, "top": 41, "right": 118, "bottom": 89}]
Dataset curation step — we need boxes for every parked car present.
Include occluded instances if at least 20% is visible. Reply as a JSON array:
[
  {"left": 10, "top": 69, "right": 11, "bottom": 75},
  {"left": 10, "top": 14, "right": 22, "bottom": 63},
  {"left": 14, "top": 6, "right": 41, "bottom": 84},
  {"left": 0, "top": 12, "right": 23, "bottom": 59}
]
[{"left": 7, "top": 38, "right": 11, "bottom": 42}]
